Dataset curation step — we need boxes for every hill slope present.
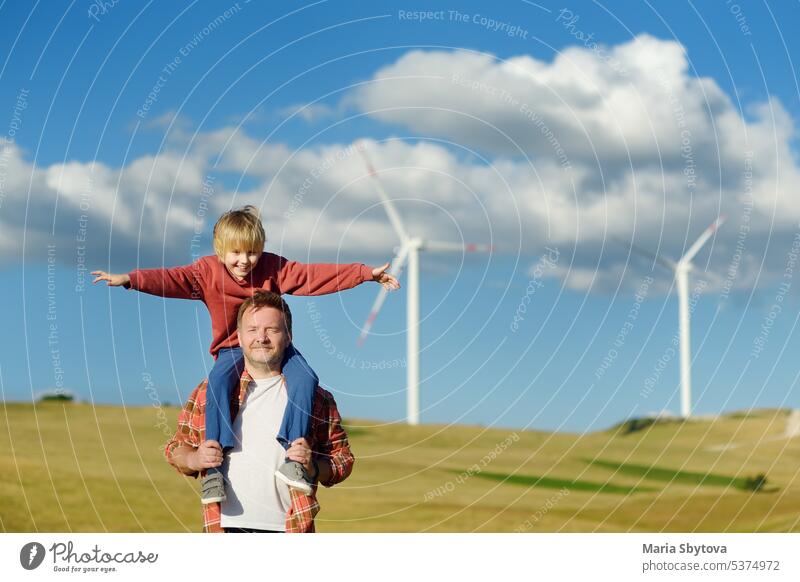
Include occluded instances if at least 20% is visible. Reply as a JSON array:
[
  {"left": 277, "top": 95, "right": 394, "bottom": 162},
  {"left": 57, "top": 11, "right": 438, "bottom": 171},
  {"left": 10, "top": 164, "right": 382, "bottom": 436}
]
[{"left": 1, "top": 403, "right": 799, "bottom": 532}]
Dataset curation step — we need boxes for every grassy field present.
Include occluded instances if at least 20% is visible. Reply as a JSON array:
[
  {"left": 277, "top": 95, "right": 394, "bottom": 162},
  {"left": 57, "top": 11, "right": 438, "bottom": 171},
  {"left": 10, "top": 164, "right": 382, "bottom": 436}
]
[{"left": 2, "top": 402, "right": 799, "bottom": 532}]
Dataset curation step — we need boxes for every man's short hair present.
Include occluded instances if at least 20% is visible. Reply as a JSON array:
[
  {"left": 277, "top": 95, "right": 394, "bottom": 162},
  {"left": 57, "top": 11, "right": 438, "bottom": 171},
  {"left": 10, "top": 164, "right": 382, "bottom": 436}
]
[{"left": 237, "top": 291, "right": 292, "bottom": 335}]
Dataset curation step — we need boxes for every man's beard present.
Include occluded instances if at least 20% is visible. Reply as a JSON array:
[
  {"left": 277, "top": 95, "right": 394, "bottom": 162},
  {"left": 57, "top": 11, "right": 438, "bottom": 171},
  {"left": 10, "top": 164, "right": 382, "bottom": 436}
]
[{"left": 245, "top": 344, "right": 284, "bottom": 368}]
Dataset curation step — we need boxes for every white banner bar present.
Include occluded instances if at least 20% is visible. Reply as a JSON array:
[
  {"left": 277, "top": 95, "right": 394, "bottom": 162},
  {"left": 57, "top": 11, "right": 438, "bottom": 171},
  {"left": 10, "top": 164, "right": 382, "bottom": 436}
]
[{"left": 1, "top": 533, "right": 798, "bottom": 581}]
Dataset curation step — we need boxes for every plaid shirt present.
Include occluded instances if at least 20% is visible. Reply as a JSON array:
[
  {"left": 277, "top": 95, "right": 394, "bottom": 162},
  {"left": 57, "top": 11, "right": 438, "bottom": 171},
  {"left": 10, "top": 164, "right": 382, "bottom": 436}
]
[{"left": 165, "top": 371, "right": 354, "bottom": 533}]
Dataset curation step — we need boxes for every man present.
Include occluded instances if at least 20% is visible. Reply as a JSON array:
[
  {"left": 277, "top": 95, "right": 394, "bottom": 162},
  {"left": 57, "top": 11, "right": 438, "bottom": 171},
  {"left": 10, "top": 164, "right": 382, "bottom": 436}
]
[{"left": 165, "top": 291, "right": 354, "bottom": 533}]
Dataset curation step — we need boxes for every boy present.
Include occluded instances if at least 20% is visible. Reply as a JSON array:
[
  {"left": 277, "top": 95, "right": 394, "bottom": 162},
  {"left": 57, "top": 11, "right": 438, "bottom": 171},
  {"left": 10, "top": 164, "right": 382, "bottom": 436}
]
[{"left": 92, "top": 206, "right": 398, "bottom": 503}]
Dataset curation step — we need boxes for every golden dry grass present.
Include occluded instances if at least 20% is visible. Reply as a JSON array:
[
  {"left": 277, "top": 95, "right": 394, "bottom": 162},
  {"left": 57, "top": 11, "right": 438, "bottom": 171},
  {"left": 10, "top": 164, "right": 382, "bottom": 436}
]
[{"left": 2, "top": 402, "right": 799, "bottom": 532}]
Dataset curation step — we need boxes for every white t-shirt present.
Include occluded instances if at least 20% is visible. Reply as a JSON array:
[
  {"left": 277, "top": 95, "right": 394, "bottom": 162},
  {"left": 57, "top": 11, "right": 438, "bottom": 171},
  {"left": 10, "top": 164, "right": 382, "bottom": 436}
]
[{"left": 220, "top": 375, "right": 291, "bottom": 531}]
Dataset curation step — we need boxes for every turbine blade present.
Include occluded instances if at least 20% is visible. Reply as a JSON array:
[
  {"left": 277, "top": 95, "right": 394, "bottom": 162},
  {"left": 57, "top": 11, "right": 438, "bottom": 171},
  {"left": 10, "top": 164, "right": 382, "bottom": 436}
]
[
  {"left": 425, "top": 240, "right": 494, "bottom": 253},
  {"left": 680, "top": 215, "right": 727, "bottom": 264},
  {"left": 357, "top": 288, "right": 390, "bottom": 347},
  {"left": 611, "top": 236, "right": 676, "bottom": 271},
  {"left": 357, "top": 245, "right": 410, "bottom": 346},
  {"left": 357, "top": 142, "right": 409, "bottom": 243}
]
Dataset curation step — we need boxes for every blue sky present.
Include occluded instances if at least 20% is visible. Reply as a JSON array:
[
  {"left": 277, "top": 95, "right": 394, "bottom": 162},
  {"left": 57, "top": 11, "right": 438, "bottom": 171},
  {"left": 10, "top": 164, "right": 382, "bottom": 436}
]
[{"left": 1, "top": 0, "right": 799, "bottom": 433}]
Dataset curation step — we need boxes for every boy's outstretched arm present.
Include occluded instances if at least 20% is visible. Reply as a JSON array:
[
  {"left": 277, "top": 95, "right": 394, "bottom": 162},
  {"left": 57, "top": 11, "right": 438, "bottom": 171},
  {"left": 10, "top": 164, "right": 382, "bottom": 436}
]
[
  {"left": 92, "top": 262, "right": 205, "bottom": 300},
  {"left": 273, "top": 254, "right": 400, "bottom": 296},
  {"left": 91, "top": 271, "right": 130, "bottom": 286}
]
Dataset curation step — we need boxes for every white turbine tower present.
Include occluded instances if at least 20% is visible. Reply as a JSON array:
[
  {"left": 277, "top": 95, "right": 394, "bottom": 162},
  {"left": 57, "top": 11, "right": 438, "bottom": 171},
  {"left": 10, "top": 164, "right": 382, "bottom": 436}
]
[
  {"left": 356, "top": 144, "right": 492, "bottom": 425},
  {"left": 628, "top": 215, "right": 726, "bottom": 418}
]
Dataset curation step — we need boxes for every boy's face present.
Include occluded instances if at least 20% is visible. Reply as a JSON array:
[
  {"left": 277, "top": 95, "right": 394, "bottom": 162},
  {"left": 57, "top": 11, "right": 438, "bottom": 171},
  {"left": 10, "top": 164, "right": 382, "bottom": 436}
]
[{"left": 222, "top": 247, "right": 260, "bottom": 280}]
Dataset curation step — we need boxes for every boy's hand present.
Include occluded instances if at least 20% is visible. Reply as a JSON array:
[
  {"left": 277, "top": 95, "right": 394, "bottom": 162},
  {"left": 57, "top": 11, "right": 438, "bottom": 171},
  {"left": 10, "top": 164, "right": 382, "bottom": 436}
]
[
  {"left": 371, "top": 262, "right": 401, "bottom": 291},
  {"left": 188, "top": 440, "right": 224, "bottom": 471},
  {"left": 91, "top": 271, "right": 130, "bottom": 286}
]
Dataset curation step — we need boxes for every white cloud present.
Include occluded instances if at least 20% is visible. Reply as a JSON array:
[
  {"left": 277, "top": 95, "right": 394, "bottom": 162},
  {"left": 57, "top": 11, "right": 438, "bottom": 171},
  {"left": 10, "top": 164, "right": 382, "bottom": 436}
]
[
  {"left": 350, "top": 37, "right": 798, "bottom": 224},
  {"left": 346, "top": 35, "right": 800, "bottom": 292},
  {"left": 2, "top": 35, "right": 798, "bottom": 296},
  {"left": 278, "top": 102, "right": 336, "bottom": 123},
  {"left": 351, "top": 36, "right": 734, "bottom": 165}
]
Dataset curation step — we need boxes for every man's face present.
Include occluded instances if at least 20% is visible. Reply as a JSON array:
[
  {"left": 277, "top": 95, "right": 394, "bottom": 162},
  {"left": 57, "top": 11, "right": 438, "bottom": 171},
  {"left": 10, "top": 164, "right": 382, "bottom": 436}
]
[{"left": 239, "top": 306, "right": 290, "bottom": 369}]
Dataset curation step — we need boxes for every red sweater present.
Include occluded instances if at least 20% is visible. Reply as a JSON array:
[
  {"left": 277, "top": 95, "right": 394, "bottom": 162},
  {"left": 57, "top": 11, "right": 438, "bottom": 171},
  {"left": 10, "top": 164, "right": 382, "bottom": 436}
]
[{"left": 127, "top": 253, "right": 373, "bottom": 356}]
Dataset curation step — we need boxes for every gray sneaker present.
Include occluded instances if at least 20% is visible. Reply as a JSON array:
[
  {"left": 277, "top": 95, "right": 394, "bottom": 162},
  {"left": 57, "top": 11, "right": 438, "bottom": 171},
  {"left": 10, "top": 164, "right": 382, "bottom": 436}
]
[
  {"left": 201, "top": 471, "right": 226, "bottom": 504},
  {"left": 275, "top": 460, "right": 313, "bottom": 495}
]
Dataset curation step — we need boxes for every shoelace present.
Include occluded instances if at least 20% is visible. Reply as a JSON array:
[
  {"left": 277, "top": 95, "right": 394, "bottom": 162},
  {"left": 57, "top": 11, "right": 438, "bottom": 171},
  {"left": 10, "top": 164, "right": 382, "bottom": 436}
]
[{"left": 203, "top": 474, "right": 222, "bottom": 491}]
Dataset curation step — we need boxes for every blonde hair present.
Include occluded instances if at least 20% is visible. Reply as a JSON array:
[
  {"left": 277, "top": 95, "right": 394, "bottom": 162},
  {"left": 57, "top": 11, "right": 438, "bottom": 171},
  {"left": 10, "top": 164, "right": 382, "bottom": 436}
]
[{"left": 213, "top": 205, "right": 266, "bottom": 258}]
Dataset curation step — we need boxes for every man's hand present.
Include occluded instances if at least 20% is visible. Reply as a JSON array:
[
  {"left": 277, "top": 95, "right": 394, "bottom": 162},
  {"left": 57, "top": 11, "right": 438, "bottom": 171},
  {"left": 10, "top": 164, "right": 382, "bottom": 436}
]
[
  {"left": 371, "top": 262, "right": 401, "bottom": 291},
  {"left": 187, "top": 440, "right": 223, "bottom": 472},
  {"left": 91, "top": 271, "right": 131, "bottom": 286},
  {"left": 286, "top": 438, "right": 314, "bottom": 477}
]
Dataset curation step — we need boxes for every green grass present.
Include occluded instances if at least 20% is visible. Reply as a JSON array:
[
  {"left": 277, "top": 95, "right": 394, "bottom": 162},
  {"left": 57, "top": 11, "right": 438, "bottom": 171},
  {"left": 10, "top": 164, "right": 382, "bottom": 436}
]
[
  {"left": 2, "top": 402, "right": 799, "bottom": 532},
  {"left": 585, "top": 459, "right": 765, "bottom": 490},
  {"left": 468, "top": 469, "right": 657, "bottom": 494}
]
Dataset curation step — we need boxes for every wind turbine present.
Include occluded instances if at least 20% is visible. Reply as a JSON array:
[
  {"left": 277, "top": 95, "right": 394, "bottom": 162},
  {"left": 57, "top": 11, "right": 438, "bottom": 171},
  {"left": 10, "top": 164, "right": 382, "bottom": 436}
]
[
  {"left": 627, "top": 215, "right": 726, "bottom": 418},
  {"left": 356, "top": 143, "right": 492, "bottom": 425}
]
